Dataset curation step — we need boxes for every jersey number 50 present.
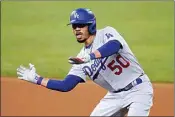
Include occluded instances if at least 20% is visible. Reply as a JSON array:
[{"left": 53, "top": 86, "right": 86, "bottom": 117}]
[{"left": 107, "top": 55, "right": 130, "bottom": 75}]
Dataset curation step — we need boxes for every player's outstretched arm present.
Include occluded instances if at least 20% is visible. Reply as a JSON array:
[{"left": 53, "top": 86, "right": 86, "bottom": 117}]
[
  {"left": 38, "top": 75, "right": 84, "bottom": 92},
  {"left": 17, "top": 63, "right": 84, "bottom": 92},
  {"left": 69, "top": 40, "right": 122, "bottom": 64}
]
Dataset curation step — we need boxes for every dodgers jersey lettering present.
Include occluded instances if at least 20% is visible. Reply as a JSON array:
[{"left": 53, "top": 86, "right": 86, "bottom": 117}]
[{"left": 68, "top": 26, "right": 147, "bottom": 92}]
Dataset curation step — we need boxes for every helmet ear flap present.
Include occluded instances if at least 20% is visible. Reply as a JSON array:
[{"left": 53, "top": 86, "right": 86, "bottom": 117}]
[{"left": 88, "top": 20, "right": 96, "bottom": 34}]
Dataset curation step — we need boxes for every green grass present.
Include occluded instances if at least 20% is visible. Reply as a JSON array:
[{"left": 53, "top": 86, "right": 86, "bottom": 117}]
[{"left": 1, "top": 1, "right": 174, "bottom": 82}]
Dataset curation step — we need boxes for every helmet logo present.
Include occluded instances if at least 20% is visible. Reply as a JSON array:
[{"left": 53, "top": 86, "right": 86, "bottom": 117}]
[{"left": 73, "top": 12, "right": 79, "bottom": 19}]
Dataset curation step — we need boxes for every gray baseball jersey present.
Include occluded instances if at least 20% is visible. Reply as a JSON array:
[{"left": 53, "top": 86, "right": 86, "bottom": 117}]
[{"left": 68, "top": 26, "right": 148, "bottom": 92}]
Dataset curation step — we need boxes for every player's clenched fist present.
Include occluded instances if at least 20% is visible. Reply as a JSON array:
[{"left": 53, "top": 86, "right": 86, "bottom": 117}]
[{"left": 17, "top": 63, "right": 40, "bottom": 84}]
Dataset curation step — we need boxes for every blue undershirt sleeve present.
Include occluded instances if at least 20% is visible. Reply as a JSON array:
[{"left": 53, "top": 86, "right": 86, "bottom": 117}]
[
  {"left": 90, "top": 40, "right": 122, "bottom": 59},
  {"left": 46, "top": 75, "right": 85, "bottom": 92}
]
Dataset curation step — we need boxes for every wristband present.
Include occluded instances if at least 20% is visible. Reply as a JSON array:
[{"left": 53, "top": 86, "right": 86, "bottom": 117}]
[
  {"left": 37, "top": 77, "right": 43, "bottom": 85},
  {"left": 90, "top": 53, "right": 96, "bottom": 60}
]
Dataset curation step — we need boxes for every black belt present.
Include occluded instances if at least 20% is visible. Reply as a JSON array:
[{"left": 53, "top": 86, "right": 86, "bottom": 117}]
[{"left": 112, "top": 74, "right": 144, "bottom": 93}]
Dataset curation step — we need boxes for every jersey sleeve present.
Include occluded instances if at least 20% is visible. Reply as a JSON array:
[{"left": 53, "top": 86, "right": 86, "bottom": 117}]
[
  {"left": 68, "top": 64, "right": 86, "bottom": 82},
  {"left": 67, "top": 48, "right": 86, "bottom": 82},
  {"left": 103, "top": 26, "right": 124, "bottom": 47}
]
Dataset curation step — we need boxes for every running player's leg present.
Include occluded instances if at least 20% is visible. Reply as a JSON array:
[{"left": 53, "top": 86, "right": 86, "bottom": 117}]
[
  {"left": 127, "top": 102, "right": 152, "bottom": 116},
  {"left": 124, "top": 81, "right": 153, "bottom": 116},
  {"left": 112, "top": 107, "right": 128, "bottom": 117},
  {"left": 90, "top": 92, "right": 123, "bottom": 116}
]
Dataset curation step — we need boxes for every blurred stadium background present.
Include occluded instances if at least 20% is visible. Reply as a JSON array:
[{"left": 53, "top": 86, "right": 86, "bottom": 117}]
[{"left": 1, "top": 1, "right": 174, "bottom": 82}]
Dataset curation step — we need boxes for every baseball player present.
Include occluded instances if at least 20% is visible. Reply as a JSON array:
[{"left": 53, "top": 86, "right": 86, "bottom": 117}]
[{"left": 17, "top": 8, "right": 153, "bottom": 116}]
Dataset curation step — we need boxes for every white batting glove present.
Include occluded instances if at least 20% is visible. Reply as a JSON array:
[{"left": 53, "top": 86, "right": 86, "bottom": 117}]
[
  {"left": 68, "top": 53, "right": 91, "bottom": 64},
  {"left": 17, "top": 63, "right": 40, "bottom": 84}
]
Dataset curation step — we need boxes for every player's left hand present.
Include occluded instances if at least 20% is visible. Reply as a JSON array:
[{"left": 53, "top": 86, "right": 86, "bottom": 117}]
[{"left": 68, "top": 54, "right": 91, "bottom": 64}]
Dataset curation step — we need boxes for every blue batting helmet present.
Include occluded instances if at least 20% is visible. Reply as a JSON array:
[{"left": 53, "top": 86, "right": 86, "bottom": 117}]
[{"left": 67, "top": 8, "right": 96, "bottom": 34}]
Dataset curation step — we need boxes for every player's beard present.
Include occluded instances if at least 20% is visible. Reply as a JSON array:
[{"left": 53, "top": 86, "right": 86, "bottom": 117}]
[
  {"left": 75, "top": 31, "right": 90, "bottom": 43},
  {"left": 76, "top": 33, "right": 89, "bottom": 43},
  {"left": 77, "top": 38, "right": 87, "bottom": 43}
]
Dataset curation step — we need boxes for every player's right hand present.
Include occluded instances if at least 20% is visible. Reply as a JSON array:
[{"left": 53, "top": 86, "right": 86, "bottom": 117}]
[
  {"left": 68, "top": 53, "right": 91, "bottom": 64},
  {"left": 17, "top": 63, "right": 40, "bottom": 84},
  {"left": 68, "top": 57, "right": 85, "bottom": 64}
]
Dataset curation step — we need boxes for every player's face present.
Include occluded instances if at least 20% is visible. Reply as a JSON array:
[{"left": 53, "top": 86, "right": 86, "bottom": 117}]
[{"left": 72, "top": 23, "right": 90, "bottom": 43}]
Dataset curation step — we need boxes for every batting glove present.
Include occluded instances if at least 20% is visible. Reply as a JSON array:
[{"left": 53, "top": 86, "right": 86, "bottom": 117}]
[
  {"left": 17, "top": 63, "right": 40, "bottom": 84},
  {"left": 68, "top": 54, "right": 91, "bottom": 64}
]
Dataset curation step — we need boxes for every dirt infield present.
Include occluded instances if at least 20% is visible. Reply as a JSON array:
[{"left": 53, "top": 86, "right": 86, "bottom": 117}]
[{"left": 1, "top": 77, "right": 174, "bottom": 116}]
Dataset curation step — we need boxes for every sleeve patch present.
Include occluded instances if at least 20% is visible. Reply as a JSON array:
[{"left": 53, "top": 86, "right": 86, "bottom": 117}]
[{"left": 105, "top": 33, "right": 114, "bottom": 39}]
